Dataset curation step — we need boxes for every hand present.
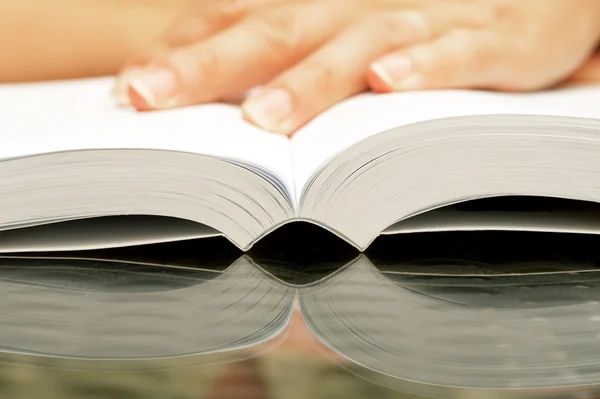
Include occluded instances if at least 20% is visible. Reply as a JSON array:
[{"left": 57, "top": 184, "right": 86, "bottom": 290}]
[
  {"left": 115, "top": 0, "right": 600, "bottom": 135},
  {"left": 112, "top": 0, "right": 293, "bottom": 103}
]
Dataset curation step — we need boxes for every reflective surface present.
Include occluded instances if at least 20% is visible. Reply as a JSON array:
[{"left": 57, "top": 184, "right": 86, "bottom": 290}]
[{"left": 3, "top": 228, "right": 600, "bottom": 398}]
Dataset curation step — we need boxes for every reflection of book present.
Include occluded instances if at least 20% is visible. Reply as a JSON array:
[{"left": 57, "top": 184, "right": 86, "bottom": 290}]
[
  {"left": 298, "top": 255, "right": 600, "bottom": 390},
  {"left": 0, "top": 256, "right": 294, "bottom": 359},
  {"left": 5, "top": 230, "right": 600, "bottom": 390},
  {"left": 1, "top": 78, "right": 600, "bottom": 252}
]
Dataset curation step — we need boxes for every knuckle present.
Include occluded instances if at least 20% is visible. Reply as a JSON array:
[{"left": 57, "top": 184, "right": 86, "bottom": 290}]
[
  {"left": 454, "top": 3, "right": 494, "bottom": 30},
  {"left": 195, "top": 49, "right": 223, "bottom": 77},
  {"left": 244, "top": 11, "right": 302, "bottom": 54},
  {"left": 358, "top": 10, "right": 430, "bottom": 45},
  {"left": 299, "top": 60, "right": 338, "bottom": 94},
  {"left": 164, "top": 21, "right": 202, "bottom": 48},
  {"left": 486, "top": 1, "right": 520, "bottom": 25},
  {"left": 406, "top": 45, "right": 436, "bottom": 75},
  {"left": 449, "top": 30, "right": 494, "bottom": 68},
  {"left": 458, "top": 31, "right": 510, "bottom": 85},
  {"left": 210, "top": 0, "right": 251, "bottom": 22},
  {"left": 168, "top": 47, "right": 223, "bottom": 81},
  {"left": 392, "top": 10, "right": 431, "bottom": 39},
  {"left": 163, "top": 4, "right": 243, "bottom": 49}
]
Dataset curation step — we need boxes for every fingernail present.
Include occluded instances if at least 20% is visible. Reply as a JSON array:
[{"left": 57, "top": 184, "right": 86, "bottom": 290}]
[
  {"left": 112, "top": 67, "right": 145, "bottom": 107},
  {"left": 126, "top": 66, "right": 179, "bottom": 110},
  {"left": 370, "top": 55, "right": 412, "bottom": 88},
  {"left": 242, "top": 88, "right": 294, "bottom": 134}
]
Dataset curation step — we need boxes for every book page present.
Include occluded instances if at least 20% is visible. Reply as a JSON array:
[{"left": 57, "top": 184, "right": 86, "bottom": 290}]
[
  {"left": 383, "top": 208, "right": 600, "bottom": 236},
  {"left": 0, "top": 216, "right": 220, "bottom": 253},
  {"left": 291, "top": 84, "right": 600, "bottom": 194},
  {"left": 0, "top": 77, "right": 295, "bottom": 191}
]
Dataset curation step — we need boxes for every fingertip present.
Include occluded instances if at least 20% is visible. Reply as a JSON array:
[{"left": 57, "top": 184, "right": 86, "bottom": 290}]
[
  {"left": 127, "top": 84, "right": 152, "bottom": 112},
  {"left": 367, "top": 53, "right": 414, "bottom": 93},
  {"left": 241, "top": 88, "right": 297, "bottom": 136},
  {"left": 113, "top": 66, "right": 146, "bottom": 107},
  {"left": 241, "top": 106, "right": 295, "bottom": 137},
  {"left": 124, "top": 66, "right": 180, "bottom": 111},
  {"left": 367, "top": 67, "right": 393, "bottom": 93}
]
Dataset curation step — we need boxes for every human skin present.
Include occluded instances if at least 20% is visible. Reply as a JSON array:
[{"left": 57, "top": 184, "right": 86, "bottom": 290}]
[
  {"left": 113, "top": 0, "right": 600, "bottom": 135},
  {"left": 0, "top": 0, "right": 190, "bottom": 82},
  {"left": 0, "top": 0, "right": 599, "bottom": 134}
]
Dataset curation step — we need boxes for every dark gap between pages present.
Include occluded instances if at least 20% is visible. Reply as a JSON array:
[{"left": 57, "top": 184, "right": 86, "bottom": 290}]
[{"left": 1, "top": 196, "right": 600, "bottom": 284}]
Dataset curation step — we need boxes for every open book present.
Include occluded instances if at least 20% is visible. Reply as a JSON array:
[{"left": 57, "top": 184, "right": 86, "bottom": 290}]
[{"left": 1, "top": 78, "right": 600, "bottom": 252}]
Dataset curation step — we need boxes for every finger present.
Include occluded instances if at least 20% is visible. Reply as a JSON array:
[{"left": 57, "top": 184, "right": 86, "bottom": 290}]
[
  {"left": 125, "top": 0, "right": 292, "bottom": 68},
  {"left": 126, "top": 0, "right": 368, "bottom": 111},
  {"left": 567, "top": 53, "right": 600, "bottom": 83},
  {"left": 241, "top": 7, "right": 472, "bottom": 135},
  {"left": 114, "top": 4, "right": 229, "bottom": 105},
  {"left": 113, "top": 0, "right": 288, "bottom": 104},
  {"left": 367, "top": 28, "right": 515, "bottom": 93}
]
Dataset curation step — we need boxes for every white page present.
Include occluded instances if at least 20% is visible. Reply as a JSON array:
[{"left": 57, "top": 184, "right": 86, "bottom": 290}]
[
  {"left": 0, "top": 216, "right": 220, "bottom": 253},
  {"left": 383, "top": 209, "right": 600, "bottom": 235},
  {"left": 0, "top": 77, "right": 294, "bottom": 191},
  {"left": 291, "top": 84, "right": 600, "bottom": 194}
]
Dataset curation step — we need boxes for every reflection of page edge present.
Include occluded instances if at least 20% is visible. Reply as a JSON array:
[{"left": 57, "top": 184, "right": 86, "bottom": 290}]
[
  {"left": 297, "top": 256, "right": 600, "bottom": 390},
  {"left": 0, "top": 255, "right": 295, "bottom": 360}
]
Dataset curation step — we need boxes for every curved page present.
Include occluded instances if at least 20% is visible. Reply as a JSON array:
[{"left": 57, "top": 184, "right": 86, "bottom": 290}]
[
  {"left": 291, "top": 85, "right": 600, "bottom": 192},
  {"left": 0, "top": 78, "right": 294, "bottom": 191}
]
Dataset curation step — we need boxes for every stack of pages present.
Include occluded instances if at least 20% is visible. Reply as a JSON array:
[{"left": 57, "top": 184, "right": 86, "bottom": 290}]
[{"left": 0, "top": 78, "right": 599, "bottom": 251}]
